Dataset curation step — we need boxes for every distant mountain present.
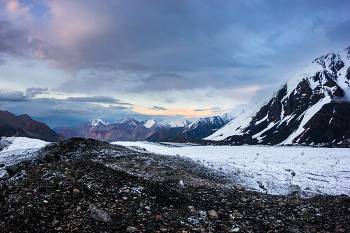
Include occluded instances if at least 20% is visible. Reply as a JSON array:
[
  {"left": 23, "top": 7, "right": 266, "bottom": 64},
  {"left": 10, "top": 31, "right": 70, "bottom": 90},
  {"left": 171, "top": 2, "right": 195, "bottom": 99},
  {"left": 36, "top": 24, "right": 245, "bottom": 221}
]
[
  {"left": 146, "top": 116, "right": 230, "bottom": 142},
  {"left": 0, "top": 110, "right": 63, "bottom": 142},
  {"left": 206, "top": 47, "right": 350, "bottom": 147},
  {"left": 54, "top": 117, "right": 171, "bottom": 141}
]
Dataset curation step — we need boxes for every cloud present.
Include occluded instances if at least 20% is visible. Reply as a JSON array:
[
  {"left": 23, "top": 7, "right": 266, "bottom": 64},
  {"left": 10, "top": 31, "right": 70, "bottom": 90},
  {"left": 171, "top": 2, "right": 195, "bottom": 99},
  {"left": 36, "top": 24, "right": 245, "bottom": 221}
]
[
  {"left": 64, "top": 96, "right": 133, "bottom": 105},
  {"left": 150, "top": 106, "right": 167, "bottom": 111},
  {"left": 0, "top": 20, "right": 29, "bottom": 56},
  {"left": 25, "top": 87, "right": 48, "bottom": 97},
  {"left": 1, "top": 0, "right": 350, "bottom": 127},
  {"left": 0, "top": 89, "right": 27, "bottom": 102},
  {"left": 6, "top": 0, "right": 30, "bottom": 15},
  {"left": 165, "top": 98, "right": 176, "bottom": 104},
  {"left": 66, "top": 96, "right": 120, "bottom": 104},
  {"left": 0, "top": 95, "right": 138, "bottom": 127}
]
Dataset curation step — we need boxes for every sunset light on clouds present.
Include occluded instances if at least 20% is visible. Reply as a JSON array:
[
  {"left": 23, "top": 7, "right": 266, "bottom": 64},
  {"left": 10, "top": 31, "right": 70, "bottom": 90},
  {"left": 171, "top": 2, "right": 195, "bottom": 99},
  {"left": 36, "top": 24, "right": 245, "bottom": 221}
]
[{"left": 0, "top": 0, "right": 349, "bottom": 127}]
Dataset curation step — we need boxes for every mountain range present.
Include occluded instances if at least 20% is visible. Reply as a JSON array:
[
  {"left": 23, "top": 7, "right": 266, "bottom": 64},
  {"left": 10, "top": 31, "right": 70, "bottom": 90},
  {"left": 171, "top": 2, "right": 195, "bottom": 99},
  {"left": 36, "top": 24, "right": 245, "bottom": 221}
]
[
  {"left": 146, "top": 115, "right": 232, "bottom": 142},
  {"left": 54, "top": 117, "right": 173, "bottom": 142},
  {"left": 206, "top": 47, "right": 350, "bottom": 147}
]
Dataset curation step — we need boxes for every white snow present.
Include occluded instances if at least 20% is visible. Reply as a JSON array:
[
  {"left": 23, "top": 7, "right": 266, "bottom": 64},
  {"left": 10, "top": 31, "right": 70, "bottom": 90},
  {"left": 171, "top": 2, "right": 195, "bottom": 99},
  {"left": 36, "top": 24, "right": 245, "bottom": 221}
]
[
  {"left": 144, "top": 119, "right": 156, "bottom": 128},
  {"left": 90, "top": 119, "right": 109, "bottom": 127},
  {"left": 112, "top": 141, "right": 350, "bottom": 197},
  {"left": 0, "top": 137, "right": 50, "bottom": 177},
  {"left": 2, "top": 137, "right": 50, "bottom": 151},
  {"left": 206, "top": 104, "right": 260, "bottom": 140}
]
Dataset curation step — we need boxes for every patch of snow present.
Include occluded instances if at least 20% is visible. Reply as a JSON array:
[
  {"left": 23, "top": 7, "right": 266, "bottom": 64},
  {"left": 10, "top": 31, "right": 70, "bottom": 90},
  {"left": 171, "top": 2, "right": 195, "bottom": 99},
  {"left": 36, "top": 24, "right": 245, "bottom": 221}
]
[
  {"left": 0, "top": 137, "right": 50, "bottom": 177},
  {"left": 112, "top": 141, "right": 350, "bottom": 197},
  {"left": 2, "top": 137, "right": 50, "bottom": 151}
]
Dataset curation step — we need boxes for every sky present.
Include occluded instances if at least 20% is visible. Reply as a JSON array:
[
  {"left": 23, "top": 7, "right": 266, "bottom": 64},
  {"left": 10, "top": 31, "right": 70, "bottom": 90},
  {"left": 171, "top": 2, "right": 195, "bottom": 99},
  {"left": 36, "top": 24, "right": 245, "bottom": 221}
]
[{"left": 0, "top": 0, "right": 349, "bottom": 128}]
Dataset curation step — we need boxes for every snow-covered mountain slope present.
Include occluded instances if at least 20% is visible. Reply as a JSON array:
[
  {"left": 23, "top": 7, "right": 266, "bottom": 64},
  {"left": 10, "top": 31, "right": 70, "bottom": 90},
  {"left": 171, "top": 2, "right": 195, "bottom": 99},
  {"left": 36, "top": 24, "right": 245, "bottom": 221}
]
[
  {"left": 206, "top": 47, "right": 350, "bottom": 147},
  {"left": 146, "top": 115, "right": 231, "bottom": 142}
]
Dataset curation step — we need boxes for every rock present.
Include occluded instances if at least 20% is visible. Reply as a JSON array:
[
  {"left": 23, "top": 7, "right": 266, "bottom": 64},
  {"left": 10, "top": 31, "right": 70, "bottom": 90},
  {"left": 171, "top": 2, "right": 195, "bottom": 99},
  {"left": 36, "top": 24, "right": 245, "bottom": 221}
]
[
  {"left": 56, "top": 227, "right": 63, "bottom": 231},
  {"left": 238, "top": 186, "right": 245, "bottom": 191},
  {"left": 231, "top": 227, "right": 240, "bottom": 232},
  {"left": 188, "top": 206, "right": 195, "bottom": 211},
  {"left": 155, "top": 214, "right": 163, "bottom": 221},
  {"left": 126, "top": 226, "right": 138, "bottom": 232},
  {"left": 231, "top": 212, "right": 243, "bottom": 218},
  {"left": 90, "top": 207, "right": 112, "bottom": 223},
  {"left": 52, "top": 220, "right": 59, "bottom": 227},
  {"left": 6, "top": 165, "right": 20, "bottom": 177},
  {"left": 73, "top": 188, "right": 80, "bottom": 194},
  {"left": 208, "top": 210, "right": 219, "bottom": 220},
  {"left": 74, "top": 169, "right": 84, "bottom": 179}
]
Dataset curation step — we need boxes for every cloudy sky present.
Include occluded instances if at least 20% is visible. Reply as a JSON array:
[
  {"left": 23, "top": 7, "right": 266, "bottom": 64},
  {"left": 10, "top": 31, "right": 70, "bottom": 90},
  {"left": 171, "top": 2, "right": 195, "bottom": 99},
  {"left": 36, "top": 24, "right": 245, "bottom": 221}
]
[{"left": 0, "top": 0, "right": 349, "bottom": 127}]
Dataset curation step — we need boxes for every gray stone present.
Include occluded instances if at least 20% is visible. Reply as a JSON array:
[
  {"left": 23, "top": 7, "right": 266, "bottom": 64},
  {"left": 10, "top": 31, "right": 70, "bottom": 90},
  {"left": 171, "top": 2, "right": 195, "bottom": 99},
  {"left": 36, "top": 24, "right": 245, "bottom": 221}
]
[
  {"left": 126, "top": 226, "right": 138, "bottom": 232},
  {"left": 90, "top": 207, "right": 112, "bottom": 223},
  {"left": 208, "top": 210, "right": 219, "bottom": 220}
]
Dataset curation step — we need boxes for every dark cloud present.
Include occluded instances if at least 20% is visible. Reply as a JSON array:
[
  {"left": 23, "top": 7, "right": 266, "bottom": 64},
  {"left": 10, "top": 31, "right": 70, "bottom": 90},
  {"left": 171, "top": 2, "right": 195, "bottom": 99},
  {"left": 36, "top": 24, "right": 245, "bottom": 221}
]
[
  {"left": 1, "top": 0, "right": 350, "bottom": 127},
  {"left": 150, "top": 106, "right": 167, "bottom": 111},
  {"left": 194, "top": 109, "right": 204, "bottom": 112},
  {"left": 25, "top": 87, "right": 48, "bottom": 97},
  {"left": 0, "top": 20, "right": 29, "bottom": 57},
  {"left": 0, "top": 90, "right": 27, "bottom": 102}
]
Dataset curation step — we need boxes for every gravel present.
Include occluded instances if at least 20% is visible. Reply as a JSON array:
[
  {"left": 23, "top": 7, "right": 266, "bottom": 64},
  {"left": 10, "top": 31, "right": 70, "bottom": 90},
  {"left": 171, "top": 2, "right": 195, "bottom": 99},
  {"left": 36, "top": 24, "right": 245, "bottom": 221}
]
[{"left": 0, "top": 138, "right": 349, "bottom": 232}]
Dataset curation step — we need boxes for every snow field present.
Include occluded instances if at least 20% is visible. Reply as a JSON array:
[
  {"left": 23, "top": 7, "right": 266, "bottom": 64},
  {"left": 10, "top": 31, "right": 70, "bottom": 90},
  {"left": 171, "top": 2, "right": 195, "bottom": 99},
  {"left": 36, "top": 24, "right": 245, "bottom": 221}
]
[
  {"left": 113, "top": 141, "right": 350, "bottom": 196},
  {"left": 0, "top": 137, "right": 50, "bottom": 177}
]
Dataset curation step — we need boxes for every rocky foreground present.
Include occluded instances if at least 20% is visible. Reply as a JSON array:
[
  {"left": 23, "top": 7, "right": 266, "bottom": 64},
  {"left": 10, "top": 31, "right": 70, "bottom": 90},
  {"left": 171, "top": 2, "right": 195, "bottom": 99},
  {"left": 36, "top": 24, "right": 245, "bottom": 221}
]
[{"left": 0, "top": 138, "right": 349, "bottom": 232}]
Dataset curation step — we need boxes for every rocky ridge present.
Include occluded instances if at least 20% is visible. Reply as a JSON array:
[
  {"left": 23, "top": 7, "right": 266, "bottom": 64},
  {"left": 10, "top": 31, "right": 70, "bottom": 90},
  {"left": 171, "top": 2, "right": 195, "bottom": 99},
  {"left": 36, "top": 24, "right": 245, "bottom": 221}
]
[{"left": 0, "top": 110, "right": 63, "bottom": 142}]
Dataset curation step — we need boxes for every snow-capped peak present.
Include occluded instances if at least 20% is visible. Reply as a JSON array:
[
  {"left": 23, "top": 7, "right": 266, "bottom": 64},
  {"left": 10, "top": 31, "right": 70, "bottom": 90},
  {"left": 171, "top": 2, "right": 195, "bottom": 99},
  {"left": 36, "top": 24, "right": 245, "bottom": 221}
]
[
  {"left": 118, "top": 117, "right": 139, "bottom": 125},
  {"left": 144, "top": 119, "right": 157, "bottom": 128},
  {"left": 89, "top": 119, "right": 109, "bottom": 127}
]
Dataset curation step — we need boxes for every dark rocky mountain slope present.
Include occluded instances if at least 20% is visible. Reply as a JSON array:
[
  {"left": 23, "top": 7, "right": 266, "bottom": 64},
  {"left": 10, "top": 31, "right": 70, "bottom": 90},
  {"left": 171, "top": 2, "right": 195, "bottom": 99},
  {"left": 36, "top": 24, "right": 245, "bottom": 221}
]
[
  {"left": 207, "top": 47, "right": 350, "bottom": 147},
  {"left": 0, "top": 110, "right": 63, "bottom": 142}
]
